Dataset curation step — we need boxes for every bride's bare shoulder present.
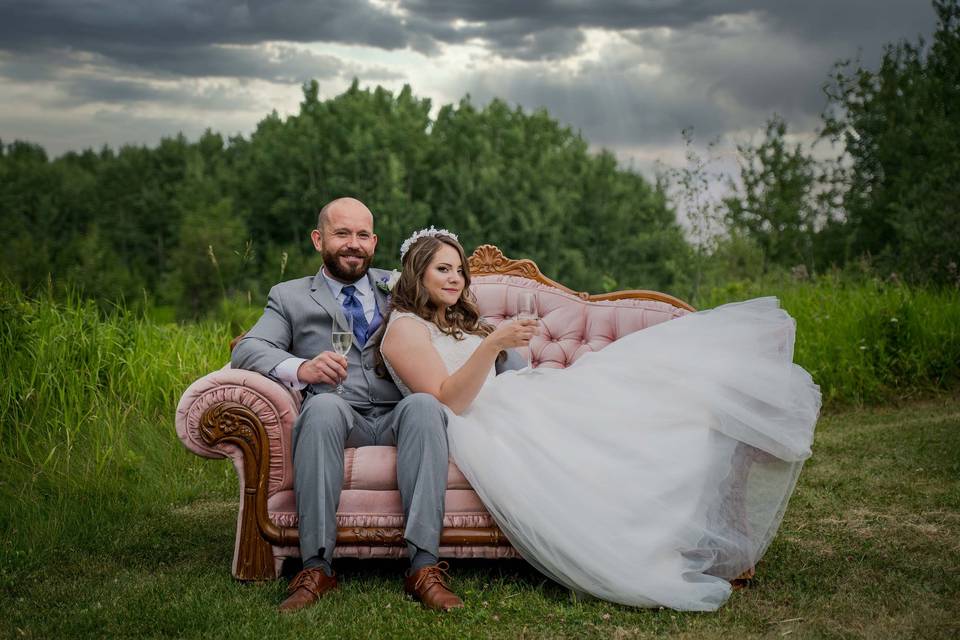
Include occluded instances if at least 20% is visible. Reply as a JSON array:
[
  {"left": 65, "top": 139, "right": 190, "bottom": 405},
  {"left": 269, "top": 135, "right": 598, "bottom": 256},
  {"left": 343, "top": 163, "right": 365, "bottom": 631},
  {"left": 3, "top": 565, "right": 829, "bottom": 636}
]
[{"left": 383, "top": 314, "right": 434, "bottom": 348}]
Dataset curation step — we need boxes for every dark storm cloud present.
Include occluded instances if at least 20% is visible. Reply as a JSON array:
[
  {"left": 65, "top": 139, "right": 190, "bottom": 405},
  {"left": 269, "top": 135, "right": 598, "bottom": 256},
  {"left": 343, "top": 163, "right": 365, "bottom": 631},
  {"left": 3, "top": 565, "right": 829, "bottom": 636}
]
[
  {"left": 88, "top": 43, "right": 348, "bottom": 83},
  {"left": 398, "top": 0, "right": 739, "bottom": 32},
  {"left": 0, "top": 1, "right": 937, "bottom": 82},
  {"left": 0, "top": 0, "right": 410, "bottom": 53},
  {"left": 56, "top": 76, "right": 176, "bottom": 105},
  {"left": 0, "top": 43, "right": 349, "bottom": 85},
  {"left": 473, "top": 25, "right": 586, "bottom": 60},
  {"left": 398, "top": 0, "right": 935, "bottom": 57},
  {"left": 50, "top": 75, "right": 262, "bottom": 111},
  {"left": 459, "top": 63, "right": 733, "bottom": 150},
  {"left": 0, "top": 0, "right": 409, "bottom": 83},
  {"left": 0, "top": 0, "right": 941, "bottom": 162},
  {"left": 438, "top": 0, "right": 936, "bottom": 152}
]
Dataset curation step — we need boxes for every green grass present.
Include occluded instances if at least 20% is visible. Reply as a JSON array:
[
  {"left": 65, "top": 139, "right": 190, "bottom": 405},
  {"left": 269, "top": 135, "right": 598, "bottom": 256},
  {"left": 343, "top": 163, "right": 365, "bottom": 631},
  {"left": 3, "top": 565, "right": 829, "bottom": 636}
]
[
  {"left": 1, "top": 282, "right": 959, "bottom": 638},
  {"left": 2, "top": 398, "right": 957, "bottom": 639},
  {"left": 698, "top": 276, "right": 960, "bottom": 406},
  {"left": 0, "top": 286, "right": 237, "bottom": 578}
]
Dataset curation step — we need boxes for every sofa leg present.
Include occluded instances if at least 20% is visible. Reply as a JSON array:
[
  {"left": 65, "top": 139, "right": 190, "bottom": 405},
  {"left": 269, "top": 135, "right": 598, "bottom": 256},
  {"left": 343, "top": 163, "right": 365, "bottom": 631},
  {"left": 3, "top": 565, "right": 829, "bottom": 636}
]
[
  {"left": 234, "top": 496, "right": 277, "bottom": 581},
  {"left": 199, "top": 401, "right": 295, "bottom": 581}
]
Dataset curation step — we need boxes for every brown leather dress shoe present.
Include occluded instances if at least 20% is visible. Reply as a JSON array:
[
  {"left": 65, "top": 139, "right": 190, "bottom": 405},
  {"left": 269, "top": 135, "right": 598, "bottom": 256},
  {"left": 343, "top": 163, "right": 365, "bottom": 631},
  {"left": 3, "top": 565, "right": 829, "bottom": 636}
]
[
  {"left": 278, "top": 567, "right": 338, "bottom": 613},
  {"left": 404, "top": 561, "right": 464, "bottom": 611}
]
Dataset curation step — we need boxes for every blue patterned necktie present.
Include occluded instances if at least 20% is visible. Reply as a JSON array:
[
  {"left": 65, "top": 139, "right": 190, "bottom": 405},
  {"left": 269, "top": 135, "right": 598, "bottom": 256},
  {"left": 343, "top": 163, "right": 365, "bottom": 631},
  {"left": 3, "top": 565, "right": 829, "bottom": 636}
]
[{"left": 340, "top": 285, "right": 369, "bottom": 346}]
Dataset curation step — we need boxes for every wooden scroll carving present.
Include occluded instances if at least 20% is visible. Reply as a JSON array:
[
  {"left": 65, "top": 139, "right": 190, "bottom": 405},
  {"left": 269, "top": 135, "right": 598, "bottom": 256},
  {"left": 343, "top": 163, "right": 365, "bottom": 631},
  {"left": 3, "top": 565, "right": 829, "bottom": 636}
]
[
  {"left": 468, "top": 244, "right": 695, "bottom": 311},
  {"left": 469, "top": 244, "right": 545, "bottom": 282},
  {"left": 339, "top": 527, "right": 510, "bottom": 546}
]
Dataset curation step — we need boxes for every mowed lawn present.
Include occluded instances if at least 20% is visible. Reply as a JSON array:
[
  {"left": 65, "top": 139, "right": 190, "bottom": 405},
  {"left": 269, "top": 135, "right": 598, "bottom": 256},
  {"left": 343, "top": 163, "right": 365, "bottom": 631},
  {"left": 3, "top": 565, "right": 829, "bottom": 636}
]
[{"left": 3, "top": 396, "right": 958, "bottom": 639}]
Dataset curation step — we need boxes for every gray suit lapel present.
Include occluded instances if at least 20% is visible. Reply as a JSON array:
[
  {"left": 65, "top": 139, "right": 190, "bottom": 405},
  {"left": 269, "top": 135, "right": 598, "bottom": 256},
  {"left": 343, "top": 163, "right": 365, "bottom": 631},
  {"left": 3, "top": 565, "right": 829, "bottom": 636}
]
[
  {"left": 364, "top": 269, "right": 390, "bottom": 354},
  {"left": 309, "top": 270, "right": 350, "bottom": 331},
  {"left": 368, "top": 270, "right": 390, "bottom": 315}
]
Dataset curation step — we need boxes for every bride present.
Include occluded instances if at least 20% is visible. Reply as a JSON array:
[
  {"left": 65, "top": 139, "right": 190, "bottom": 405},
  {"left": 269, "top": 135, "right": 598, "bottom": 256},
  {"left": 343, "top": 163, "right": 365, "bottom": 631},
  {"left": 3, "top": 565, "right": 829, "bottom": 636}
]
[{"left": 376, "top": 228, "right": 821, "bottom": 611}]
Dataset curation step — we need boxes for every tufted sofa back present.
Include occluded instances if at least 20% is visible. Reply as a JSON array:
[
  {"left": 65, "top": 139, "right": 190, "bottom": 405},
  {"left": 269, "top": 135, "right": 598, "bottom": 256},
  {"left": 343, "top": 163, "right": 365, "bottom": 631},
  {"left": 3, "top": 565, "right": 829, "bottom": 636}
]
[{"left": 471, "top": 275, "right": 691, "bottom": 369}]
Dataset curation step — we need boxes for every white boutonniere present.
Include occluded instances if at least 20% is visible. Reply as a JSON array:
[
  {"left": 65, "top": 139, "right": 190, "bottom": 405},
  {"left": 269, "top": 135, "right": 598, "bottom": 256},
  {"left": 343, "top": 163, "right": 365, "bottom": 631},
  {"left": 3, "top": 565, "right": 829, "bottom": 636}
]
[{"left": 376, "top": 270, "right": 401, "bottom": 294}]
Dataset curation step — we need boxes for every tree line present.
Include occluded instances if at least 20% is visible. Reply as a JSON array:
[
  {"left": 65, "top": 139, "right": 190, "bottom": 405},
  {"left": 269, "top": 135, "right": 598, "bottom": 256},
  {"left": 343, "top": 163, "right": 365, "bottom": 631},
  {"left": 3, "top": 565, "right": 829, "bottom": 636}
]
[{"left": 2, "top": 0, "right": 957, "bottom": 318}]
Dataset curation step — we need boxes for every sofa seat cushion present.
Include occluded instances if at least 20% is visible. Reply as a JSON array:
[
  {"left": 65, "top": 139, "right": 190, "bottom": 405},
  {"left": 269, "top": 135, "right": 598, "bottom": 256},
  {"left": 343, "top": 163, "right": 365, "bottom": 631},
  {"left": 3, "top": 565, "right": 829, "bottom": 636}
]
[
  {"left": 340, "top": 446, "right": 471, "bottom": 491},
  {"left": 268, "top": 446, "right": 490, "bottom": 529}
]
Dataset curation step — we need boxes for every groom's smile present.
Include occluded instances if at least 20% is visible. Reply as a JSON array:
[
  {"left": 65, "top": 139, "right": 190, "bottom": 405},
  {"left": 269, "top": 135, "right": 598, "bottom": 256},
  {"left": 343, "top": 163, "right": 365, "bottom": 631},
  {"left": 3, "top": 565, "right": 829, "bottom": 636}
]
[
  {"left": 310, "top": 198, "right": 378, "bottom": 283},
  {"left": 325, "top": 248, "right": 373, "bottom": 281}
]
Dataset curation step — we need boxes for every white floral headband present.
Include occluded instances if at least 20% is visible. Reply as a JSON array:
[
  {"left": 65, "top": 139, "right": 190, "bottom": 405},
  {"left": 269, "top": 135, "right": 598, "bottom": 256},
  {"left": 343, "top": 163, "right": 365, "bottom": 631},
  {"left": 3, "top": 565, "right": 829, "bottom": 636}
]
[{"left": 399, "top": 226, "right": 459, "bottom": 261}]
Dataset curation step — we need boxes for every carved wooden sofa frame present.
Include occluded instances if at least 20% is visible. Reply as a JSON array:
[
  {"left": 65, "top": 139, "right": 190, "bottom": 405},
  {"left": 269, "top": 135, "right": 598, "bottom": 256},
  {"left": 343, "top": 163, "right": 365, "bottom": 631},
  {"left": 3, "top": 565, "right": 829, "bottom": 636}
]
[{"left": 175, "top": 245, "right": 701, "bottom": 582}]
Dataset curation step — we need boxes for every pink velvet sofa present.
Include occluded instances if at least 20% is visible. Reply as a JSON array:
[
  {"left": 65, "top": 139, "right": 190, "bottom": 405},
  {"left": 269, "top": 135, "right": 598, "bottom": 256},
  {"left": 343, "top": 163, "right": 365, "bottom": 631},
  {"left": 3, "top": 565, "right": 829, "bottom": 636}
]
[{"left": 175, "top": 245, "right": 694, "bottom": 581}]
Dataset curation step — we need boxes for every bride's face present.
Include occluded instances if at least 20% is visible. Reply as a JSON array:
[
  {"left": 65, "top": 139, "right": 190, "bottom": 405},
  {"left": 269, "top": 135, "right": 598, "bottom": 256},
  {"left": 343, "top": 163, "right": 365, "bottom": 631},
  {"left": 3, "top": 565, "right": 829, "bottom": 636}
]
[{"left": 422, "top": 244, "right": 465, "bottom": 308}]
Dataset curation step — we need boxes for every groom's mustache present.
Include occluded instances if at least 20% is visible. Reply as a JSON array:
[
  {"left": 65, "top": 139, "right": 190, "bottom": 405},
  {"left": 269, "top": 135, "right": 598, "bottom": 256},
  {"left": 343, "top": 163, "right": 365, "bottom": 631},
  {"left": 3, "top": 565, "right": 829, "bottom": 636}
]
[{"left": 337, "top": 249, "right": 370, "bottom": 258}]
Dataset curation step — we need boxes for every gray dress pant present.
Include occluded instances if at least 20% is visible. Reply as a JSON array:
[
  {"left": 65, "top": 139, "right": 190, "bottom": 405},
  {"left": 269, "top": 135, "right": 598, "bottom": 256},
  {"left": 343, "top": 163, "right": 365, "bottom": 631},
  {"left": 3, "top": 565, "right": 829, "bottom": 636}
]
[{"left": 292, "top": 392, "right": 449, "bottom": 565}]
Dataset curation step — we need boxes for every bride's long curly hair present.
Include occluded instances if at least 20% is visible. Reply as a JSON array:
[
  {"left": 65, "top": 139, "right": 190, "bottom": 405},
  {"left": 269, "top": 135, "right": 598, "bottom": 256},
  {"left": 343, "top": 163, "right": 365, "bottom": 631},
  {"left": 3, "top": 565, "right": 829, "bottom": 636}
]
[{"left": 372, "top": 234, "right": 494, "bottom": 375}]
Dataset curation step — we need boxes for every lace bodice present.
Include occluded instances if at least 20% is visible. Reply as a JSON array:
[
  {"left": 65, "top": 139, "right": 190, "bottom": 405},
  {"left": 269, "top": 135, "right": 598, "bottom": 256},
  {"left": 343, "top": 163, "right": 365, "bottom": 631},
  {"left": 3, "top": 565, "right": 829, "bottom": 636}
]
[{"left": 381, "top": 311, "right": 494, "bottom": 396}]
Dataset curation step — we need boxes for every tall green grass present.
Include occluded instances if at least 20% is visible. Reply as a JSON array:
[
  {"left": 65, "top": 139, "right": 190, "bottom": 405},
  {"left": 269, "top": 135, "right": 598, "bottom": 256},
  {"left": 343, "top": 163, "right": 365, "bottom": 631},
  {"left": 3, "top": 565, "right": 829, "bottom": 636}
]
[
  {"left": 0, "top": 285, "right": 236, "bottom": 581},
  {"left": 1, "top": 278, "right": 958, "bottom": 589},
  {"left": 698, "top": 276, "right": 960, "bottom": 405}
]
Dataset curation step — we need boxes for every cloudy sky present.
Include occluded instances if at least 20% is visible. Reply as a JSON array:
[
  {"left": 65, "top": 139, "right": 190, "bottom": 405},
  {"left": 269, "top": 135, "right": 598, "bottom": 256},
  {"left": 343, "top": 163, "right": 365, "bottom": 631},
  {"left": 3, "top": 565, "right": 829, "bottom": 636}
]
[{"left": 0, "top": 0, "right": 937, "bottom": 178}]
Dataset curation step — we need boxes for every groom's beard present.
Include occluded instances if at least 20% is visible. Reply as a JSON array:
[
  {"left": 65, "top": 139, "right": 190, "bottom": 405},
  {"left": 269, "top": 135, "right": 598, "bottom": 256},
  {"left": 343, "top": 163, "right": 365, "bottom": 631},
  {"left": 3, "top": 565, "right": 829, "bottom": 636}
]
[{"left": 323, "top": 247, "right": 373, "bottom": 282}]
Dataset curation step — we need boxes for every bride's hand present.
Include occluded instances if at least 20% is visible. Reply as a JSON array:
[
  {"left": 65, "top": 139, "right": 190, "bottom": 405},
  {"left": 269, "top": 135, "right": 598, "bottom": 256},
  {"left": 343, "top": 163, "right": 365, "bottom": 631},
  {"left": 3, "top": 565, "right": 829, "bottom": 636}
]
[{"left": 486, "top": 318, "right": 539, "bottom": 350}]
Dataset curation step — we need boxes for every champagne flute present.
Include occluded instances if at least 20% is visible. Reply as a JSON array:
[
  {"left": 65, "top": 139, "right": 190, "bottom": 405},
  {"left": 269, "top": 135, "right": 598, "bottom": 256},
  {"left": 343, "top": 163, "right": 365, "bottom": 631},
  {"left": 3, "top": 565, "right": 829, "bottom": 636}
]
[
  {"left": 516, "top": 290, "right": 538, "bottom": 371},
  {"left": 331, "top": 314, "right": 353, "bottom": 394}
]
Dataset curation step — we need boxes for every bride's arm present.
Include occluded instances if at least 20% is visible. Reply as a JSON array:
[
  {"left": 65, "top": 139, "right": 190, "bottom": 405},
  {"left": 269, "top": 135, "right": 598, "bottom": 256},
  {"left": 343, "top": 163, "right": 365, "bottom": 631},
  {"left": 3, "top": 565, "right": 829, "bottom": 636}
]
[{"left": 382, "top": 317, "right": 536, "bottom": 415}]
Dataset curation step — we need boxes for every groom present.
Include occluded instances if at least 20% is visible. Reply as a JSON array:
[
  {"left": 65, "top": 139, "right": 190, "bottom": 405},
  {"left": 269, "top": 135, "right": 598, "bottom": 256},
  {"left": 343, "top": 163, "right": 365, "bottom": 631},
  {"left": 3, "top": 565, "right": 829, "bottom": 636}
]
[{"left": 232, "top": 197, "right": 461, "bottom": 612}]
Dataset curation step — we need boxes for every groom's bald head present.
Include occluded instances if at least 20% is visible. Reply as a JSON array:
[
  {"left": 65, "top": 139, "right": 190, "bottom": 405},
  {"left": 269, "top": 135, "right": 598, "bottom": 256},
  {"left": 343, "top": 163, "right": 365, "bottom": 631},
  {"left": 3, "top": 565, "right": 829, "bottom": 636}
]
[{"left": 317, "top": 197, "right": 373, "bottom": 232}]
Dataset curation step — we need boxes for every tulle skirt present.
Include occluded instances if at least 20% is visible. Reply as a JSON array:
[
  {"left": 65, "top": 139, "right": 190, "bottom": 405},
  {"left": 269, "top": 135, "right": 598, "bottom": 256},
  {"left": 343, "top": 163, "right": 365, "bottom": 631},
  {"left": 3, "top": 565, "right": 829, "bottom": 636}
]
[{"left": 446, "top": 297, "right": 821, "bottom": 611}]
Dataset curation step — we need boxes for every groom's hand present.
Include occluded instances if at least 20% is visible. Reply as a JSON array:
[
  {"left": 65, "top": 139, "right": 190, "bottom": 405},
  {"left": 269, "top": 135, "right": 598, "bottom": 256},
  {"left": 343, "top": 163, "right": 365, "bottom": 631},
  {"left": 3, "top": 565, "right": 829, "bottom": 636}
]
[{"left": 298, "top": 352, "right": 349, "bottom": 386}]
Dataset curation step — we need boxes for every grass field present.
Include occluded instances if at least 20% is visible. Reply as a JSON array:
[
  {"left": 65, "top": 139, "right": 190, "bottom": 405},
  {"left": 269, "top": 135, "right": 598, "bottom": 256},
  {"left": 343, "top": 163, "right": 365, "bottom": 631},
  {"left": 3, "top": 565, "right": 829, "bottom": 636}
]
[
  {"left": 2, "top": 397, "right": 957, "bottom": 639},
  {"left": 1, "top": 283, "right": 959, "bottom": 638}
]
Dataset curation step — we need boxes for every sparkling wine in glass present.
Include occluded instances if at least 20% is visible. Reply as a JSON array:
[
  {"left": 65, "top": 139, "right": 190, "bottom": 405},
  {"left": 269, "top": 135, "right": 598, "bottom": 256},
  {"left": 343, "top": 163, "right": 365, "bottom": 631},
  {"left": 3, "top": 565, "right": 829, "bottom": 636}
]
[
  {"left": 516, "top": 291, "right": 538, "bottom": 371},
  {"left": 331, "top": 314, "right": 353, "bottom": 394}
]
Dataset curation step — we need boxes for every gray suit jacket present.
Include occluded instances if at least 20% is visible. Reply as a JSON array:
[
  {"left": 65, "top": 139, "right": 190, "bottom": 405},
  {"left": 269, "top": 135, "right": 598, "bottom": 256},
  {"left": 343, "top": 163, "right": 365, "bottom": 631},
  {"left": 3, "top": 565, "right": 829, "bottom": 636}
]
[{"left": 231, "top": 267, "right": 525, "bottom": 412}]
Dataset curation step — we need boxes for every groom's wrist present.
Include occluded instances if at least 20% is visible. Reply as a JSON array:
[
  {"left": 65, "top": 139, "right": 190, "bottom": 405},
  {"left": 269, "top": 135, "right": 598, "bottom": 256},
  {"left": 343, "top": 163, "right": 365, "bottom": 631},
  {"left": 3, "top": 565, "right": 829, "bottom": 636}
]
[{"left": 273, "top": 357, "right": 308, "bottom": 390}]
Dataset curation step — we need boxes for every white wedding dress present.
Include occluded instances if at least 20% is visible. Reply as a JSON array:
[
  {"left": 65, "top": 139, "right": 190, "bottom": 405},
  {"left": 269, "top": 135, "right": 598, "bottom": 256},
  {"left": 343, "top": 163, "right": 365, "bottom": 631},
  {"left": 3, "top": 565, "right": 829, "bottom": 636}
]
[{"left": 382, "top": 297, "right": 820, "bottom": 611}]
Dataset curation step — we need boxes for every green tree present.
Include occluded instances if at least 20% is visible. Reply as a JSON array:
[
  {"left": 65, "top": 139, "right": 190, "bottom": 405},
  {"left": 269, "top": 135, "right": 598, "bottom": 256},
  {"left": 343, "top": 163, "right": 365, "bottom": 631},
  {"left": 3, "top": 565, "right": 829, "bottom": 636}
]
[
  {"left": 1, "top": 80, "right": 695, "bottom": 311},
  {"left": 165, "top": 197, "right": 250, "bottom": 319},
  {"left": 427, "top": 97, "right": 686, "bottom": 292},
  {"left": 723, "top": 116, "right": 831, "bottom": 274},
  {"left": 823, "top": 0, "right": 960, "bottom": 283}
]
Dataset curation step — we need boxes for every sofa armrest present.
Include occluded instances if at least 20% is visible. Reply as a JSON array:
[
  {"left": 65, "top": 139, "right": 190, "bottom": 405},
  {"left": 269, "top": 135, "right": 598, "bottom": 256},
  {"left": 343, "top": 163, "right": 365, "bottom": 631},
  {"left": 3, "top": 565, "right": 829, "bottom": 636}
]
[
  {"left": 175, "top": 366, "right": 301, "bottom": 494},
  {"left": 175, "top": 367, "right": 302, "bottom": 579}
]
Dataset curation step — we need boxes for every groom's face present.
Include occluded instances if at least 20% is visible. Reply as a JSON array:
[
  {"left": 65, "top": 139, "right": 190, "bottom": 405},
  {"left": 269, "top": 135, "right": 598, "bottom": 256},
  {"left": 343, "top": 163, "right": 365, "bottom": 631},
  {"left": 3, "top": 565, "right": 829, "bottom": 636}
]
[{"left": 311, "top": 202, "right": 378, "bottom": 282}]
